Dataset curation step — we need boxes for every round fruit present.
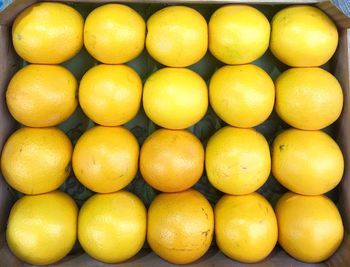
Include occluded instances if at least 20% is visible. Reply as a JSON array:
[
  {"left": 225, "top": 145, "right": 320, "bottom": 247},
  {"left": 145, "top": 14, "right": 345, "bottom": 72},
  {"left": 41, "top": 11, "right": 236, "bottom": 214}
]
[
  {"left": 1, "top": 127, "right": 72, "bottom": 195},
  {"left": 272, "top": 129, "right": 344, "bottom": 195},
  {"left": 6, "top": 64, "right": 77, "bottom": 127},
  {"left": 72, "top": 126, "right": 139, "bottom": 193},
  {"left": 140, "top": 129, "right": 204, "bottom": 192},
  {"left": 206, "top": 127, "right": 270, "bottom": 195},
  {"left": 146, "top": 6, "right": 208, "bottom": 67},
  {"left": 276, "top": 192, "right": 344, "bottom": 263},
  {"left": 6, "top": 191, "right": 77, "bottom": 265},
  {"left": 215, "top": 193, "right": 278, "bottom": 263},
  {"left": 209, "top": 64, "right": 275, "bottom": 128},
  {"left": 78, "top": 191, "right": 146, "bottom": 263},
  {"left": 209, "top": 5, "right": 270, "bottom": 64},
  {"left": 275, "top": 67, "right": 343, "bottom": 130},
  {"left": 79, "top": 65, "right": 142, "bottom": 126},
  {"left": 143, "top": 68, "right": 208, "bottom": 129},
  {"left": 270, "top": 5, "right": 338, "bottom": 67},
  {"left": 84, "top": 4, "right": 145, "bottom": 64},
  {"left": 12, "top": 2, "right": 83, "bottom": 64},
  {"left": 147, "top": 189, "right": 214, "bottom": 264}
]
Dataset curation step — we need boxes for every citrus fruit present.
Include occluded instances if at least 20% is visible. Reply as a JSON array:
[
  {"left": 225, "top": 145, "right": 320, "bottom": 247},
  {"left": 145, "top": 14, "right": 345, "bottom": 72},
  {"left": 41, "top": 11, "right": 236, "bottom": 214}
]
[
  {"left": 270, "top": 5, "right": 338, "bottom": 67},
  {"left": 12, "top": 2, "right": 83, "bottom": 64},
  {"left": 276, "top": 192, "right": 344, "bottom": 263},
  {"left": 215, "top": 193, "right": 278, "bottom": 263},
  {"left": 209, "top": 5, "right": 270, "bottom": 64},
  {"left": 275, "top": 67, "right": 343, "bottom": 130},
  {"left": 272, "top": 129, "right": 344, "bottom": 195},
  {"left": 146, "top": 6, "right": 208, "bottom": 67},
  {"left": 78, "top": 191, "right": 146, "bottom": 263},
  {"left": 209, "top": 64, "right": 275, "bottom": 128},
  {"left": 143, "top": 68, "right": 208, "bottom": 129},
  {"left": 140, "top": 129, "right": 204, "bottom": 192},
  {"left": 1, "top": 127, "right": 72, "bottom": 195},
  {"left": 72, "top": 126, "right": 139, "bottom": 193},
  {"left": 206, "top": 127, "right": 270, "bottom": 195},
  {"left": 6, "top": 64, "right": 77, "bottom": 127},
  {"left": 79, "top": 64, "right": 142, "bottom": 126},
  {"left": 84, "top": 4, "right": 145, "bottom": 64},
  {"left": 6, "top": 191, "right": 77, "bottom": 265},
  {"left": 148, "top": 189, "right": 214, "bottom": 264}
]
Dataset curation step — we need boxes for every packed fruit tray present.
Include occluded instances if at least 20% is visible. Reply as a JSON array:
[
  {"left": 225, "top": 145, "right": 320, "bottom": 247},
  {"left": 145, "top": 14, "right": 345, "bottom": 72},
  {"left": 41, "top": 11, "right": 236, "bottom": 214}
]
[{"left": 0, "top": 0, "right": 350, "bottom": 266}]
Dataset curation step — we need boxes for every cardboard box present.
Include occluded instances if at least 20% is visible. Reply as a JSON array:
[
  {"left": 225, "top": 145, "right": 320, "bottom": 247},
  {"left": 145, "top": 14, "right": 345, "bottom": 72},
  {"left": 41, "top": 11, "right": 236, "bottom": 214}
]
[{"left": 0, "top": 0, "right": 350, "bottom": 266}]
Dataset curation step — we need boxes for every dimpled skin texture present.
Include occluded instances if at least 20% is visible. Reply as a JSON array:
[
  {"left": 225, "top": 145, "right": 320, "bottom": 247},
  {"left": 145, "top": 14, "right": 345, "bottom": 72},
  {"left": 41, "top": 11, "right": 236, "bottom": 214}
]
[
  {"left": 72, "top": 126, "right": 139, "bottom": 193},
  {"left": 79, "top": 64, "right": 142, "bottom": 126},
  {"left": 143, "top": 68, "right": 208, "bottom": 129},
  {"left": 215, "top": 193, "right": 278, "bottom": 263},
  {"left": 270, "top": 5, "right": 338, "bottom": 67},
  {"left": 6, "top": 64, "right": 77, "bottom": 127},
  {"left": 275, "top": 192, "right": 344, "bottom": 263},
  {"left": 6, "top": 191, "right": 78, "bottom": 265},
  {"left": 206, "top": 127, "right": 271, "bottom": 195},
  {"left": 146, "top": 6, "right": 208, "bottom": 67},
  {"left": 140, "top": 129, "right": 204, "bottom": 192},
  {"left": 78, "top": 191, "right": 146, "bottom": 263},
  {"left": 147, "top": 189, "right": 214, "bottom": 264},
  {"left": 84, "top": 4, "right": 145, "bottom": 64},
  {"left": 272, "top": 129, "right": 344, "bottom": 195},
  {"left": 275, "top": 67, "right": 343, "bottom": 130},
  {"left": 209, "top": 64, "right": 275, "bottom": 128},
  {"left": 1, "top": 127, "right": 72, "bottom": 195},
  {"left": 12, "top": 2, "right": 83, "bottom": 64},
  {"left": 209, "top": 5, "right": 270, "bottom": 65}
]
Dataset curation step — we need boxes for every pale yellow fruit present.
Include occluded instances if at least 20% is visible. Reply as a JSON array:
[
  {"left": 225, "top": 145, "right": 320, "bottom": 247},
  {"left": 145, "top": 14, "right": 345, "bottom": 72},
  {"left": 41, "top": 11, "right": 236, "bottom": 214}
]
[
  {"left": 275, "top": 67, "right": 343, "bottom": 130},
  {"left": 78, "top": 191, "right": 146, "bottom": 263},
  {"left": 209, "top": 64, "right": 275, "bottom": 128},
  {"left": 209, "top": 5, "right": 270, "bottom": 64},
  {"left": 6, "top": 64, "right": 77, "bottom": 127},
  {"left": 79, "top": 64, "right": 142, "bottom": 126},
  {"left": 143, "top": 68, "right": 208, "bottom": 129},
  {"left": 272, "top": 129, "right": 344, "bottom": 195},
  {"left": 206, "top": 126, "right": 270, "bottom": 195},
  {"left": 270, "top": 5, "right": 338, "bottom": 67},
  {"left": 147, "top": 189, "right": 214, "bottom": 264},
  {"left": 1, "top": 127, "right": 72, "bottom": 194},
  {"left": 12, "top": 2, "right": 83, "bottom": 64},
  {"left": 6, "top": 191, "right": 78, "bottom": 265},
  {"left": 146, "top": 6, "right": 208, "bottom": 67},
  {"left": 84, "top": 4, "right": 145, "bottom": 64},
  {"left": 276, "top": 192, "right": 344, "bottom": 263},
  {"left": 215, "top": 193, "right": 278, "bottom": 263},
  {"left": 72, "top": 126, "right": 139, "bottom": 193}
]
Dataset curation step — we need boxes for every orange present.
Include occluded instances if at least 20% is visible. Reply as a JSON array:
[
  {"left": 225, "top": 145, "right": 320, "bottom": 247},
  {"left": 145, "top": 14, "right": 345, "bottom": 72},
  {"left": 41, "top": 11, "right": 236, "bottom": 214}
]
[
  {"left": 272, "top": 129, "right": 344, "bottom": 195},
  {"left": 140, "top": 129, "right": 204, "bottom": 192},
  {"left": 276, "top": 192, "right": 344, "bottom": 263},
  {"left": 1, "top": 127, "right": 72, "bottom": 195},
  {"left": 6, "top": 191, "right": 77, "bottom": 265},
  {"left": 143, "top": 68, "right": 208, "bottom": 129},
  {"left": 6, "top": 64, "right": 77, "bottom": 127},
  {"left": 84, "top": 4, "right": 145, "bottom": 64},
  {"left": 147, "top": 189, "right": 214, "bottom": 264},
  {"left": 275, "top": 67, "right": 343, "bottom": 130},
  {"left": 270, "top": 5, "right": 338, "bottom": 67},
  {"left": 78, "top": 191, "right": 146, "bottom": 263},
  {"left": 215, "top": 193, "right": 278, "bottom": 263},
  {"left": 12, "top": 2, "right": 83, "bottom": 64},
  {"left": 206, "top": 127, "right": 270, "bottom": 195},
  {"left": 72, "top": 126, "right": 139, "bottom": 193},
  {"left": 79, "top": 64, "right": 142, "bottom": 126},
  {"left": 146, "top": 6, "right": 208, "bottom": 67}
]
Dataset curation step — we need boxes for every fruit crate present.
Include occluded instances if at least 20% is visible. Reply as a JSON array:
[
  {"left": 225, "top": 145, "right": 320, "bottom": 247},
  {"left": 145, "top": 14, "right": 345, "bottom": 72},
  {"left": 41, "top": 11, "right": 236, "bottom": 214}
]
[{"left": 1, "top": 0, "right": 350, "bottom": 266}]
